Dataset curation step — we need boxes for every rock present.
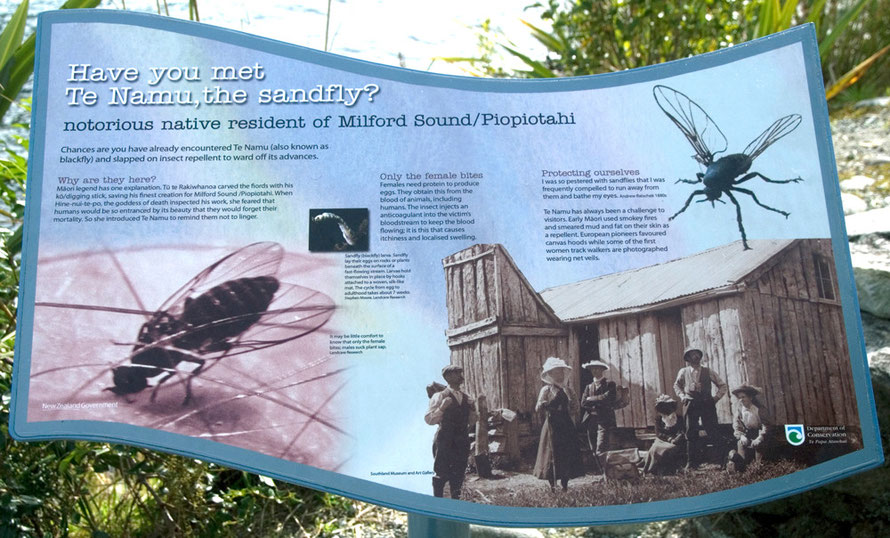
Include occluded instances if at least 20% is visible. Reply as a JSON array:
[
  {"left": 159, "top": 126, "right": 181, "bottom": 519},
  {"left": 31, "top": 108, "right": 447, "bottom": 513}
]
[
  {"left": 869, "top": 347, "right": 890, "bottom": 372},
  {"left": 830, "top": 102, "right": 890, "bottom": 184},
  {"left": 854, "top": 96, "right": 890, "bottom": 108},
  {"left": 861, "top": 311, "right": 890, "bottom": 355},
  {"left": 865, "top": 154, "right": 890, "bottom": 166},
  {"left": 850, "top": 235, "right": 890, "bottom": 319},
  {"left": 845, "top": 207, "right": 890, "bottom": 236},
  {"left": 841, "top": 192, "right": 868, "bottom": 215},
  {"left": 840, "top": 175, "right": 876, "bottom": 191}
]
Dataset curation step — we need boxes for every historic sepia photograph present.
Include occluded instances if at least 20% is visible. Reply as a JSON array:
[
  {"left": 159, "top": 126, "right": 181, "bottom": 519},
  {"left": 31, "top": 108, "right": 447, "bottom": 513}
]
[{"left": 428, "top": 239, "right": 860, "bottom": 506}]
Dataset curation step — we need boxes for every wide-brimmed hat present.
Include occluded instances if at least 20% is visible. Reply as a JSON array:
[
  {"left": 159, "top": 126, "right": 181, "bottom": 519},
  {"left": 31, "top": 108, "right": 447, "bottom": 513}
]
[
  {"left": 541, "top": 357, "right": 571, "bottom": 374},
  {"left": 683, "top": 348, "right": 704, "bottom": 362},
  {"left": 654, "top": 394, "right": 677, "bottom": 413},
  {"left": 441, "top": 365, "right": 464, "bottom": 381},
  {"left": 540, "top": 356, "right": 571, "bottom": 385},
  {"left": 732, "top": 384, "right": 761, "bottom": 398},
  {"left": 581, "top": 360, "right": 609, "bottom": 371}
]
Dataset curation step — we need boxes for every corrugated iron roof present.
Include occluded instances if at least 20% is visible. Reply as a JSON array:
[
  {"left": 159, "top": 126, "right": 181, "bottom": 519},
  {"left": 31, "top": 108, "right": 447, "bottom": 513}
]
[{"left": 540, "top": 239, "right": 796, "bottom": 322}]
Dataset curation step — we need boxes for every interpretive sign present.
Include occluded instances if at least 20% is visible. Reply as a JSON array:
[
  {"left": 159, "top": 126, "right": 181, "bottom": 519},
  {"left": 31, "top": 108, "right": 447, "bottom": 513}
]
[{"left": 10, "top": 11, "right": 882, "bottom": 526}]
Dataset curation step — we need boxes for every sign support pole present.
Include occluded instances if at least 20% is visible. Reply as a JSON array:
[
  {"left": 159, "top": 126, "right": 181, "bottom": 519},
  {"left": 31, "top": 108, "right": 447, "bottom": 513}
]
[{"left": 407, "top": 513, "right": 471, "bottom": 537}]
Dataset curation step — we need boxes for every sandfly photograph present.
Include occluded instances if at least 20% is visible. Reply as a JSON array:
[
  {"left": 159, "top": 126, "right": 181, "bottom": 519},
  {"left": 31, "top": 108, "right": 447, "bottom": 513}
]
[
  {"left": 426, "top": 239, "right": 861, "bottom": 507},
  {"left": 309, "top": 208, "right": 370, "bottom": 252},
  {"left": 25, "top": 242, "right": 349, "bottom": 470}
]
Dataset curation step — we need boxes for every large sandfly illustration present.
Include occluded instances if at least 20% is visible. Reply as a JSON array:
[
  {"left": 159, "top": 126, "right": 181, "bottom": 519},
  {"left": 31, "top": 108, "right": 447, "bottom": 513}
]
[
  {"left": 654, "top": 85, "right": 803, "bottom": 250},
  {"left": 27, "top": 242, "right": 348, "bottom": 470}
]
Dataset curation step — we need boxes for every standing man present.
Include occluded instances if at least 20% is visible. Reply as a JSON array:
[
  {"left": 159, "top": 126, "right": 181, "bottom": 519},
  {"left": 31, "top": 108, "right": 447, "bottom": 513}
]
[
  {"left": 580, "top": 360, "right": 616, "bottom": 469},
  {"left": 424, "top": 365, "right": 477, "bottom": 499},
  {"left": 673, "top": 348, "right": 727, "bottom": 470}
]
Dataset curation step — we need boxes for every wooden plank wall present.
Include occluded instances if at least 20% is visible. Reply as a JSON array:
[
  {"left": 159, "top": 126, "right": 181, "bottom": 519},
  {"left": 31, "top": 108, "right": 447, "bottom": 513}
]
[
  {"left": 738, "top": 239, "right": 858, "bottom": 427},
  {"left": 443, "top": 244, "right": 561, "bottom": 331},
  {"left": 594, "top": 304, "right": 750, "bottom": 430},
  {"left": 452, "top": 335, "right": 503, "bottom": 409},
  {"left": 590, "top": 239, "right": 857, "bottom": 430},
  {"left": 679, "top": 296, "right": 747, "bottom": 424},
  {"left": 596, "top": 314, "right": 664, "bottom": 428},
  {"left": 443, "top": 244, "right": 498, "bottom": 331},
  {"left": 656, "top": 310, "right": 686, "bottom": 408},
  {"left": 496, "top": 251, "right": 562, "bottom": 327}
]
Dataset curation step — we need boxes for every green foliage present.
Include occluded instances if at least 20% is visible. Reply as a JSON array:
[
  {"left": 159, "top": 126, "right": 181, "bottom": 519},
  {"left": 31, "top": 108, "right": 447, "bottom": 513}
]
[
  {"left": 449, "top": 0, "right": 759, "bottom": 77},
  {"left": 437, "top": 18, "right": 516, "bottom": 78},
  {"left": 533, "top": 0, "right": 757, "bottom": 75},
  {"left": 450, "top": 0, "right": 890, "bottom": 101},
  {"left": 188, "top": 0, "right": 200, "bottom": 22},
  {"left": 0, "top": 0, "right": 102, "bottom": 122},
  {"left": 0, "top": 1, "right": 29, "bottom": 77},
  {"left": 1, "top": 427, "right": 356, "bottom": 535},
  {"left": 822, "top": 0, "right": 890, "bottom": 102}
]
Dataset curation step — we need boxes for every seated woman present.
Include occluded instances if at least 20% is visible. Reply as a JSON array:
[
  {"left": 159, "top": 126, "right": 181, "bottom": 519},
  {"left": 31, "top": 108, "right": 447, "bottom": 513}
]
[
  {"left": 533, "top": 357, "right": 583, "bottom": 491},
  {"left": 728, "top": 384, "right": 770, "bottom": 472},
  {"left": 642, "top": 394, "right": 686, "bottom": 475}
]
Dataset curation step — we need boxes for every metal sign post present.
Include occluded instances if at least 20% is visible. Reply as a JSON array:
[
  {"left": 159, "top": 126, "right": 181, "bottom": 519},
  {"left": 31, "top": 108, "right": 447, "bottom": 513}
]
[{"left": 408, "top": 514, "right": 471, "bottom": 537}]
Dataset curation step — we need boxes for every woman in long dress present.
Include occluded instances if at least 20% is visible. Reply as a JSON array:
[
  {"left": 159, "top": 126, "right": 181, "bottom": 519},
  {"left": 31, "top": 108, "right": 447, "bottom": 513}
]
[
  {"left": 642, "top": 394, "right": 686, "bottom": 475},
  {"left": 533, "top": 357, "right": 583, "bottom": 491}
]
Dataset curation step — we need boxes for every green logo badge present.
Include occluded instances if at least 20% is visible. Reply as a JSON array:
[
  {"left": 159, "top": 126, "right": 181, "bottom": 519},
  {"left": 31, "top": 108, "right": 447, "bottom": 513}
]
[{"left": 785, "top": 424, "right": 805, "bottom": 446}]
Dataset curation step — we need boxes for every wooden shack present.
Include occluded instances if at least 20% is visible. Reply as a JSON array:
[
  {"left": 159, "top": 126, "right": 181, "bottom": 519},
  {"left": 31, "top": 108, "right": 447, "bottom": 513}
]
[
  {"left": 443, "top": 239, "right": 859, "bottom": 453},
  {"left": 442, "top": 244, "right": 571, "bottom": 425}
]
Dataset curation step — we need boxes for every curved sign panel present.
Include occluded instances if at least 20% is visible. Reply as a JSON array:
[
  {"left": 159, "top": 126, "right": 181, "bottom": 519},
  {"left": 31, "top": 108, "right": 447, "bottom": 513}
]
[{"left": 11, "top": 11, "right": 882, "bottom": 526}]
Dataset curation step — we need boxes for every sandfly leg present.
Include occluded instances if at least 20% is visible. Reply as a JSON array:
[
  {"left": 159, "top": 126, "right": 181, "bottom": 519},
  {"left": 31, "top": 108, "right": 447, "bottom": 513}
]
[
  {"left": 734, "top": 172, "right": 803, "bottom": 185},
  {"left": 669, "top": 189, "right": 708, "bottom": 220},
  {"left": 725, "top": 191, "right": 750, "bottom": 250},
  {"left": 731, "top": 186, "right": 791, "bottom": 217},
  {"left": 675, "top": 172, "right": 705, "bottom": 184}
]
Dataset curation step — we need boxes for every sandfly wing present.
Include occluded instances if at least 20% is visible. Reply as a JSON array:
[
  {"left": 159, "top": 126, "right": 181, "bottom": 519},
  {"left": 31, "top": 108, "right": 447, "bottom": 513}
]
[
  {"left": 653, "top": 84, "right": 728, "bottom": 165},
  {"left": 742, "top": 114, "right": 803, "bottom": 161}
]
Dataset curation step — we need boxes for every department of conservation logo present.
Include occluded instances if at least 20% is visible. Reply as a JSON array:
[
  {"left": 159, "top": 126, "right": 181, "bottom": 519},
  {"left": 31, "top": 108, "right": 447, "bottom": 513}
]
[{"left": 785, "top": 424, "right": 805, "bottom": 446}]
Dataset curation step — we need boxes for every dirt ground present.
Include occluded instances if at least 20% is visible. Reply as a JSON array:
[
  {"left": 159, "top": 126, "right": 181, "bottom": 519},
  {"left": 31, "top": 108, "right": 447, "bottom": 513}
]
[
  {"left": 460, "top": 461, "right": 731, "bottom": 506},
  {"left": 463, "top": 469, "right": 607, "bottom": 503}
]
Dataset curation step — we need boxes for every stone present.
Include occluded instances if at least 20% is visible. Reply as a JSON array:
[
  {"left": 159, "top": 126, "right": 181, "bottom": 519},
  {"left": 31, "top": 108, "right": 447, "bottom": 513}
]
[
  {"left": 861, "top": 311, "right": 890, "bottom": 356},
  {"left": 841, "top": 192, "right": 868, "bottom": 215},
  {"left": 840, "top": 175, "right": 876, "bottom": 191},
  {"left": 854, "top": 96, "right": 890, "bottom": 108},
  {"left": 845, "top": 207, "right": 890, "bottom": 236},
  {"left": 869, "top": 346, "right": 890, "bottom": 372},
  {"left": 850, "top": 235, "right": 890, "bottom": 319},
  {"left": 865, "top": 154, "right": 890, "bottom": 166}
]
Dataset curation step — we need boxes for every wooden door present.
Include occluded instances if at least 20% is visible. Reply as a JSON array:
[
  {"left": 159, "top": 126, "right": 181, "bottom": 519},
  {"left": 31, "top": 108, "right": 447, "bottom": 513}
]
[{"left": 656, "top": 309, "right": 685, "bottom": 399}]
